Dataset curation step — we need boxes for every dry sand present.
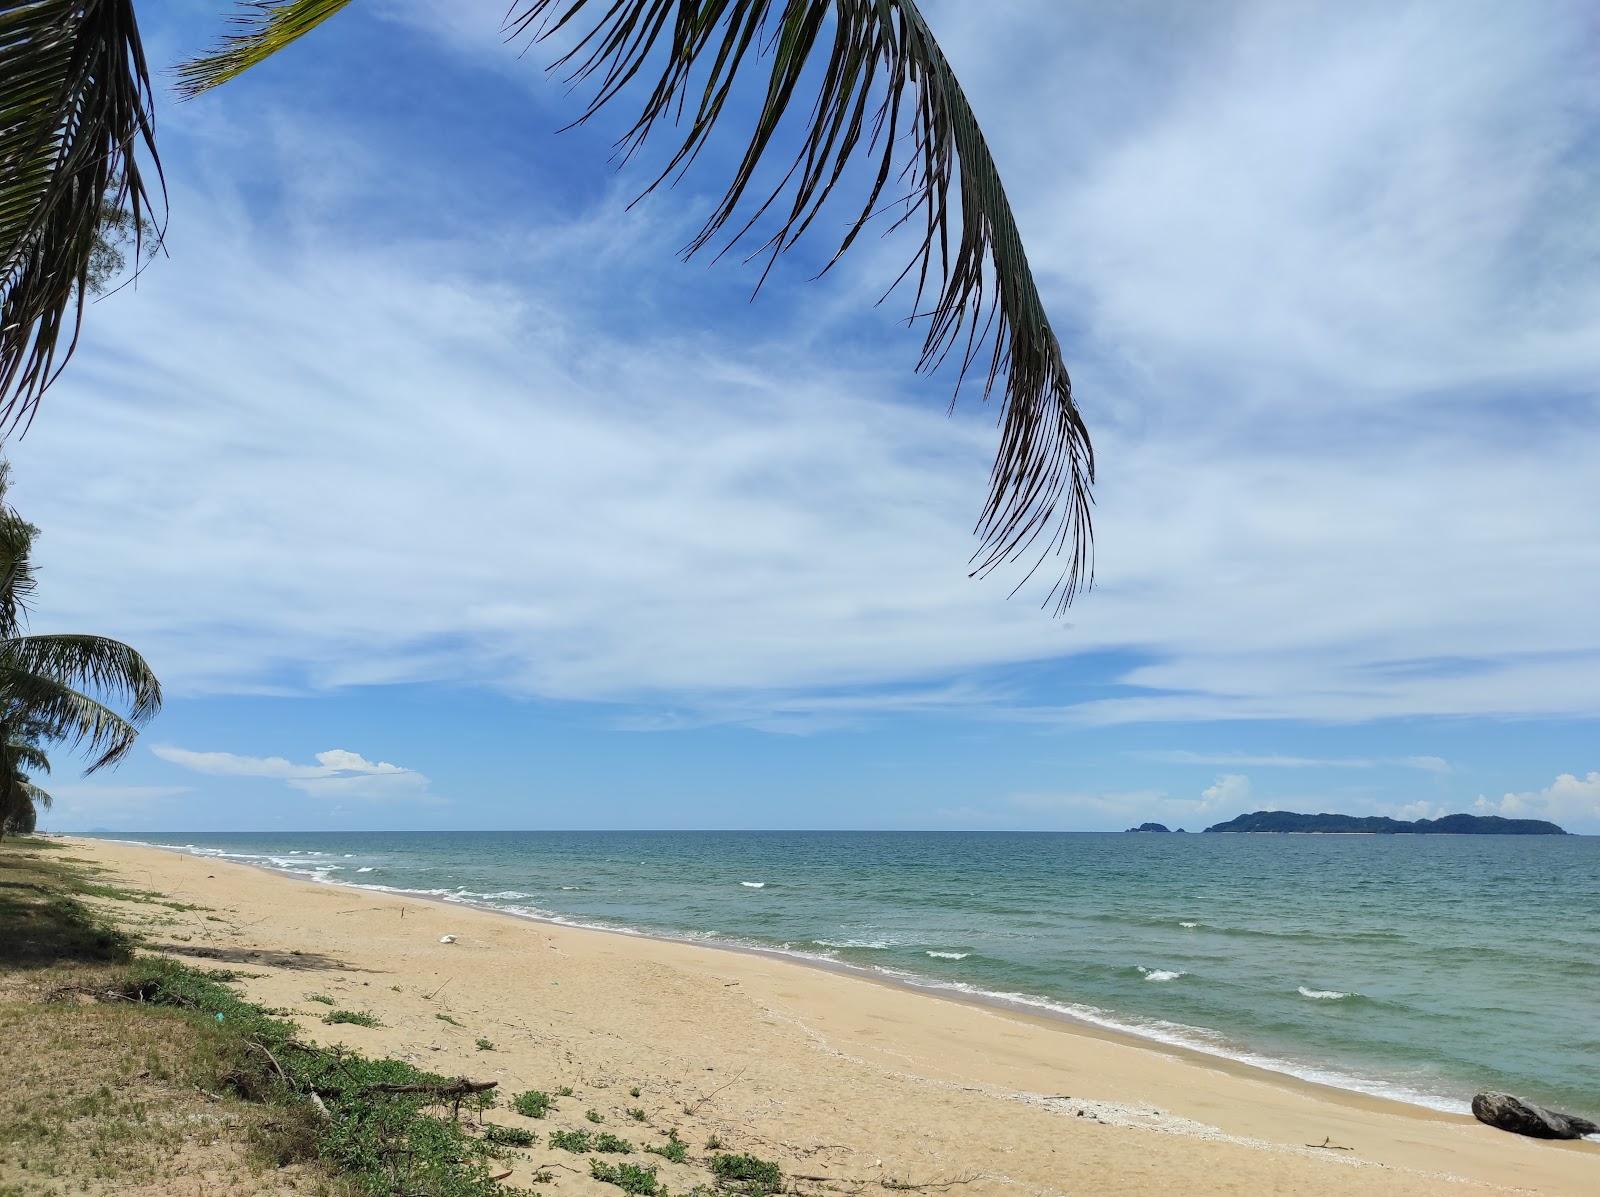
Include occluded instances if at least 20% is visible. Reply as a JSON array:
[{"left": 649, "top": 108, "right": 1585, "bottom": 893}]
[{"left": 62, "top": 836, "right": 1597, "bottom": 1196}]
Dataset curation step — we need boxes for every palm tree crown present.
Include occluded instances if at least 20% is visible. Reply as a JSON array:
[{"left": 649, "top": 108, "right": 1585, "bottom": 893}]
[{"left": 0, "top": 461, "right": 161, "bottom": 836}]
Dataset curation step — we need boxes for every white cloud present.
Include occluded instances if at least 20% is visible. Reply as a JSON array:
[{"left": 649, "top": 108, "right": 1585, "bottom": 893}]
[
  {"left": 7, "top": 1, "right": 1599, "bottom": 733},
  {"left": 1384, "top": 800, "right": 1448, "bottom": 823},
  {"left": 950, "top": 772, "right": 1259, "bottom": 831},
  {"left": 1201, "top": 774, "right": 1251, "bottom": 809},
  {"left": 152, "top": 746, "right": 432, "bottom": 802},
  {"left": 1474, "top": 771, "right": 1600, "bottom": 831}
]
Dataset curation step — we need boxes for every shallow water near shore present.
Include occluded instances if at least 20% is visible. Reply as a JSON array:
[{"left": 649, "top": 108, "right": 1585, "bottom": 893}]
[{"left": 105, "top": 830, "right": 1600, "bottom": 1116}]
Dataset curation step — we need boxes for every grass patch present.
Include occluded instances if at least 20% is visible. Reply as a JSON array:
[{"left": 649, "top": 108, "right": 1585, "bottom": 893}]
[
  {"left": 321, "top": 1008, "right": 381, "bottom": 1027},
  {"left": 548, "top": 1128, "right": 591, "bottom": 1153},
  {"left": 0, "top": 850, "right": 134, "bottom": 970},
  {"left": 0, "top": 842, "right": 519, "bottom": 1196},
  {"left": 626, "top": 1106, "right": 646, "bottom": 1121},
  {"left": 554, "top": 1085, "right": 574, "bottom": 1097},
  {"left": 70, "top": 879, "right": 206, "bottom": 913},
  {"left": 629, "top": 1086, "right": 642, "bottom": 1097},
  {"left": 475, "top": 1037, "right": 495, "bottom": 1051},
  {"left": 484, "top": 1124, "right": 537, "bottom": 1148},
  {"left": 306, "top": 993, "right": 336, "bottom": 1005},
  {"left": 589, "top": 1159, "right": 662, "bottom": 1196},
  {"left": 435, "top": 1011, "right": 462, "bottom": 1026},
  {"left": 512, "top": 1090, "right": 553, "bottom": 1119},
  {"left": 585, "top": 1109, "right": 604, "bottom": 1123},
  {"left": 647, "top": 1130, "right": 688, "bottom": 1164},
  {"left": 711, "top": 1152, "right": 783, "bottom": 1194},
  {"left": 593, "top": 1132, "right": 633, "bottom": 1154}
]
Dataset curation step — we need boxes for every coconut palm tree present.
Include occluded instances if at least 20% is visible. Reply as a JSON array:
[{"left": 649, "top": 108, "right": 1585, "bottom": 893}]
[
  {"left": 1, "top": 728, "right": 53, "bottom": 837},
  {"left": 1, "top": 0, "right": 1094, "bottom": 607},
  {"left": 0, "top": 462, "right": 161, "bottom": 838}
]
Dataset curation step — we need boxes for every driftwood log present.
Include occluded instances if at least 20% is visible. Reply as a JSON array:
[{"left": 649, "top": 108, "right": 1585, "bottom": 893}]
[
  {"left": 367, "top": 1078, "right": 497, "bottom": 1097},
  {"left": 1471, "top": 1093, "right": 1599, "bottom": 1140}
]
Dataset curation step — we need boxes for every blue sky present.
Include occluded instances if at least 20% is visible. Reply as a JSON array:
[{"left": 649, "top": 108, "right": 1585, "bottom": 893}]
[{"left": 13, "top": 0, "right": 1600, "bottom": 832}]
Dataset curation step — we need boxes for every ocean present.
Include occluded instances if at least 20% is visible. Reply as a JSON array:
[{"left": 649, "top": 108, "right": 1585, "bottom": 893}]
[{"left": 107, "top": 830, "right": 1600, "bottom": 1117}]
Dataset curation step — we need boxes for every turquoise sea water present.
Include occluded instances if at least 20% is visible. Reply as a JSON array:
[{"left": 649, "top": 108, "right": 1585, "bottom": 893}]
[{"left": 109, "top": 830, "right": 1599, "bottom": 1116}]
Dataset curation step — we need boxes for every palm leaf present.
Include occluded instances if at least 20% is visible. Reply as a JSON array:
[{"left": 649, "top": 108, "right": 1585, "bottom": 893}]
[
  {"left": 173, "top": 0, "right": 355, "bottom": 98},
  {"left": 0, "top": 462, "right": 40, "bottom": 636},
  {"left": 507, "top": 0, "right": 1094, "bottom": 607},
  {"left": 0, "top": 0, "right": 163, "bottom": 434},
  {"left": 8, "top": 740, "right": 51, "bottom": 773},
  {"left": 22, "top": 780, "right": 51, "bottom": 809},
  {"left": 1, "top": 632, "right": 162, "bottom": 722},
  {"left": 181, "top": 0, "right": 1095, "bottom": 608},
  {"left": 0, "top": 665, "right": 142, "bottom": 771}
]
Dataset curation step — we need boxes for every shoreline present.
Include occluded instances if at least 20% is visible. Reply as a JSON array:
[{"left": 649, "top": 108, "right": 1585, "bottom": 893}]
[
  {"left": 55, "top": 834, "right": 1600, "bottom": 1196},
  {"left": 109, "top": 834, "right": 1476, "bottom": 1117}
]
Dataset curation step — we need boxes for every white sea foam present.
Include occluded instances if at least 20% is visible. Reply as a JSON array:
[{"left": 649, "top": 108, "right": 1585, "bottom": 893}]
[
  {"left": 560, "top": 885, "right": 582, "bottom": 890},
  {"left": 814, "top": 938, "right": 892, "bottom": 950},
  {"left": 740, "top": 881, "right": 766, "bottom": 889},
  {"left": 926, "top": 951, "right": 970, "bottom": 960},
  {"left": 1137, "top": 966, "right": 1187, "bottom": 982},
  {"left": 356, "top": 867, "right": 375, "bottom": 873},
  {"left": 1298, "top": 986, "right": 1358, "bottom": 1000},
  {"left": 1179, "top": 921, "right": 1200, "bottom": 928}
]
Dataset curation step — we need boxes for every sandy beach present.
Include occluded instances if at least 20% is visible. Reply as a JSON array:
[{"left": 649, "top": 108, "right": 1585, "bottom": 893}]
[{"left": 60, "top": 836, "right": 1597, "bottom": 1197}]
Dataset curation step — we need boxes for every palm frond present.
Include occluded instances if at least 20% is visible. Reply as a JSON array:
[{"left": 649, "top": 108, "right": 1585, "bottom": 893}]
[
  {"left": 0, "top": 665, "right": 141, "bottom": 771},
  {"left": 0, "top": 0, "right": 163, "bottom": 434},
  {"left": 1, "top": 632, "right": 162, "bottom": 722},
  {"left": 9, "top": 740, "right": 51, "bottom": 773},
  {"left": 22, "top": 780, "right": 51, "bottom": 809},
  {"left": 507, "top": 0, "right": 1094, "bottom": 608},
  {"left": 174, "top": 0, "right": 355, "bottom": 99},
  {"left": 0, "top": 462, "right": 40, "bottom": 636}
]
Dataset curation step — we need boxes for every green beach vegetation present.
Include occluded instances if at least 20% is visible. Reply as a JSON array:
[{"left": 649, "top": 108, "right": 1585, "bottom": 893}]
[{"left": 0, "top": 839, "right": 512, "bottom": 1194}]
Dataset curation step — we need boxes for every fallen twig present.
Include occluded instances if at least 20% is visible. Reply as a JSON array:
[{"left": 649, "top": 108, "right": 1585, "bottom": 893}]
[
  {"left": 46, "top": 984, "right": 133, "bottom": 1004},
  {"left": 793, "top": 1176, "right": 982, "bottom": 1192},
  {"left": 685, "top": 1065, "right": 747, "bottom": 1115},
  {"left": 1305, "top": 1136, "right": 1352, "bottom": 1151},
  {"left": 314, "top": 1077, "right": 497, "bottom": 1099},
  {"left": 247, "top": 1039, "right": 289, "bottom": 1087}
]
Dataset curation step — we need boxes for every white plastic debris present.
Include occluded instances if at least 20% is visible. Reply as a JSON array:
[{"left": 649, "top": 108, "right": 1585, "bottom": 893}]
[{"left": 439, "top": 934, "right": 457, "bottom": 944}]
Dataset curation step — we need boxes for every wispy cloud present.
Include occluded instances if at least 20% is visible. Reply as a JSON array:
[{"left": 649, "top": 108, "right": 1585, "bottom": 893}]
[
  {"left": 1143, "top": 751, "right": 1451, "bottom": 773},
  {"left": 10, "top": 1, "right": 1598, "bottom": 736},
  {"left": 153, "top": 747, "right": 433, "bottom": 802}
]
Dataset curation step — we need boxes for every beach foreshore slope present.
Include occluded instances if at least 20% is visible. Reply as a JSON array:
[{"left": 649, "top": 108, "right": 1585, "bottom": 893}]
[{"left": 60, "top": 837, "right": 1597, "bottom": 1196}]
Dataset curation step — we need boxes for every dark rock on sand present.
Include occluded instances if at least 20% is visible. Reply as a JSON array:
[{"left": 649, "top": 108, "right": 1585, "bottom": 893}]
[{"left": 1471, "top": 1093, "right": 1599, "bottom": 1140}]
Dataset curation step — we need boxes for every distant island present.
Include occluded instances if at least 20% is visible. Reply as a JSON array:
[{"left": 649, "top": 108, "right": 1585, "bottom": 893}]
[
  {"left": 1124, "top": 822, "right": 1171, "bottom": 833},
  {"left": 1202, "top": 810, "right": 1567, "bottom": 835}
]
